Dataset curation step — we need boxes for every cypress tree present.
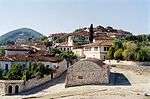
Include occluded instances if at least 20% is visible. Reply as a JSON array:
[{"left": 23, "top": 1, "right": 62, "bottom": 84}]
[{"left": 89, "top": 24, "right": 94, "bottom": 43}]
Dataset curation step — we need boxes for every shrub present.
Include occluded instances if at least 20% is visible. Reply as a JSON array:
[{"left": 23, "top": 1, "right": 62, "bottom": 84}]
[{"left": 114, "top": 49, "right": 123, "bottom": 60}]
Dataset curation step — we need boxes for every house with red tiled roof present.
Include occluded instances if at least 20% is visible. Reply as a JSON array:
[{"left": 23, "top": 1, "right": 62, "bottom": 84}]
[
  {"left": 0, "top": 45, "right": 67, "bottom": 74},
  {"left": 82, "top": 40, "right": 112, "bottom": 60}
]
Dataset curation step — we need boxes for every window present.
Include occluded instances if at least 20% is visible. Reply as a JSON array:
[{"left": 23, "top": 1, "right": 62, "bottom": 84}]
[
  {"left": 46, "top": 65, "right": 49, "bottom": 68},
  {"left": 94, "top": 47, "right": 98, "bottom": 51},
  {"left": 78, "top": 76, "right": 83, "bottom": 79},
  {"left": 5, "top": 64, "right": 8, "bottom": 71},
  {"left": 84, "top": 48, "right": 89, "bottom": 51},
  {"left": 84, "top": 47, "right": 91, "bottom": 51},
  {"left": 104, "top": 47, "right": 109, "bottom": 51},
  {"left": 64, "top": 48, "right": 66, "bottom": 51},
  {"left": 67, "top": 48, "right": 70, "bottom": 51}
]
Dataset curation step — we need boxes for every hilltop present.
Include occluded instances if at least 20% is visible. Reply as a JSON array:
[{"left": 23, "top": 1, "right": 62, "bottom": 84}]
[{"left": 0, "top": 28, "right": 43, "bottom": 45}]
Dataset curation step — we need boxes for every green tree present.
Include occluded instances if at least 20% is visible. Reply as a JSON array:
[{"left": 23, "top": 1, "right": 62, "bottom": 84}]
[
  {"left": 89, "top": 24, "right": 94, "bottom": 43},
  {"left": 113, "top": 39, "right": 123, "bottom": 50},
  {"left": 107, "top": 47, "right": 115, "bottom": 59},
  {"left": 0, "top": 48, "right": 5, "bottom": 56},
  {"left": 122, "top": 49, "right": 135, "bottom": 60},
  {"left": 114, "top": 49, "right": 123, "bottom": 60},
  {"left": 35, "top": 63, "right": 45, "bottom": 78},
  {"left": 6, "top": 64, "right": 24, "bottom": 80},
  {"left": 0, "top": 68, "right": 3, "bottom": 79},
  {"left": 41, "top": 36, "right": 53, "bottom": 47},
  {"left": 59, "top": 51, "right": 77, "bottom": 66}
]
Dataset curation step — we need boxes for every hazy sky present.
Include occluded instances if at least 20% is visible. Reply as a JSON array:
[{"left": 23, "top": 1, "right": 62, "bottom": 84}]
[{"left": 0, "top": 0, "right": 149, "bottom": 36}]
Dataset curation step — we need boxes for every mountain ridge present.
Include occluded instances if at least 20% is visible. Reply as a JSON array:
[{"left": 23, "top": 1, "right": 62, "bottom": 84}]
[{"left": 0, "top": 28, "right": 44, "bottom": 45}]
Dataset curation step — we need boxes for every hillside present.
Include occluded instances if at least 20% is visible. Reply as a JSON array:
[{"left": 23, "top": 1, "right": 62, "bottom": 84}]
[{"left": 0, "top": 28, "right": 43, "bottom": 45}]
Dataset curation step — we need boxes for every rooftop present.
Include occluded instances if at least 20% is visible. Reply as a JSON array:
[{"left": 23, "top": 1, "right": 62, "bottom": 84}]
[{"left": 83, "top": 40, "right": 112, "bottom": 47}]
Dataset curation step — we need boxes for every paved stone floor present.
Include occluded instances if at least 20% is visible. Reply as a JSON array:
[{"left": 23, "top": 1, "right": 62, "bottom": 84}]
[{"left": 1, "top": 67, "right": 150, "bottom": 99}]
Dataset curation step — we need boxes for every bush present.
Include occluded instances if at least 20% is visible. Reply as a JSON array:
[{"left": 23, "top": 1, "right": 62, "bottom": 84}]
[
  {"left": 107, "top": 47, "right": 115, "bottom": 59},
  {"left": 6, "top": 64, "right": 24, "bottom": 80},
  {"left": 114, "top": 49, "right": 123, "bottom": 60}
]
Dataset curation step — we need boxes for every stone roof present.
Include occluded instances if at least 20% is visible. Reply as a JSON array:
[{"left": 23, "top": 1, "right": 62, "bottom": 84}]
[
  {"left": 70, "top": 58, "right": 108, "bottom": 69},
  {"left": 84, "top": 58, "right": 104, "bottom": 66}
]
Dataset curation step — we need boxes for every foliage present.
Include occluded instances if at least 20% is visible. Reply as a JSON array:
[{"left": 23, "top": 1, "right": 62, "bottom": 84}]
[
  {"left": 50, "top": 48, "right": 62, "bottom": 55},
  {"left": 0, "top": 62, "right": 54, "bottom": 80},
  {"left": 0, "top": 28, "right": 43, "bottom": 46},
  {"left": 41, "top": 36, "right": 53, "bottom": 47},
  {"left": 0, "top": 48, "right": 5, "bottom": 56},
  {"left": 0, "top": 68, "right": 3, "bottom": 79},
  {"left": 113, "top": 39, "right": 123, "bottom": 50},
  {"left": 59, "top": 51, "right": 77, "bottom": 65},
  {"left": 6, "top": 64, "right": 24, "bottom": 80},
  {"left": 89, "top": 24, "right": 94, "bottom": 43},
  {"left": 114, "top": 49, "right": 123, "bottom": 60},
  {"left": 107, "top": 34, "right": 150, "bottom": 61},
  {"left": 107, "top": 47, "right": 115, "bottom": 59},
  {"left": 136, "top": 47, "right": 150, "bottom": 61}
]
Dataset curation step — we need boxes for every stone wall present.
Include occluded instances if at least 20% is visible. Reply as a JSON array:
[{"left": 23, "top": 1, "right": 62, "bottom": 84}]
[
  {"left": 0, "top": 59, "right": 67, "bottom": 95},
  {"left": 66, "top": 60, "right": 110, "bottom": 87},
  {"left": 104, "top": 60, "right": 150, "bottom": 66},
  {"left": 24, "top": 75, "right": 52, "bottom": 91},
  {"left": 104, "top": 60, "right": 150, "bottom": 73},
  {"left": 0, "top": 80, "right": 24, "bottom": 95}
]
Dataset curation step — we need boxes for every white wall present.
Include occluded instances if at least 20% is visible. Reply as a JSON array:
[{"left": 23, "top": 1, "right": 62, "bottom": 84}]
[
  {"left": 83, "top": 47, "right": 101, "bottom": 59},
  {"left": 72, "top": 48, "right": 83, "bottom": 57},
  {"left": 83, "top": 46, "right": 109, "bottom": 60}
]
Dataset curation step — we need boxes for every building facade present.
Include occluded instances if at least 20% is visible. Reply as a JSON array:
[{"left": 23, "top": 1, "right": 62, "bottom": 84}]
[{"left": 83, "top": 40, "right": 112, "bottom": 60}]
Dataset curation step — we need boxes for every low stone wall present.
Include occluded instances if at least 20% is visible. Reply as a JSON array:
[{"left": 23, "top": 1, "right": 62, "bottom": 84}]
[
  {"left": 0, "top": 66, "right": 67, "bottom": 95},
  {"left": 24, "top": 75, "right": 52, "bottom": 91},
  {"left": 104, "top": 60, "right": 150, "bottom": 73},
  {"left": 104, "top": 60, "right": 150, "bottom": 66}
]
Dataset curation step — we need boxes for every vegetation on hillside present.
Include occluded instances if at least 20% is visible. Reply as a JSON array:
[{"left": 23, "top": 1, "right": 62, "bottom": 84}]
[
  {"left": 107, "top": 35, "right": 150, "bottom": 61},
  {"left": 0, "top": 28, "right": 43, "bottom": 46}
]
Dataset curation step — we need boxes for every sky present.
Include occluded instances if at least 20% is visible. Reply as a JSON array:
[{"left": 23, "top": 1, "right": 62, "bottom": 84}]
[{"left": 0, "top": 0, "right": 149, "bottom": 36}]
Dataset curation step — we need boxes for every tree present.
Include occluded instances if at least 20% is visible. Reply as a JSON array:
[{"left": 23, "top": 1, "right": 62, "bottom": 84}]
[
  {"left": 35, "top": 63, "right": 45, "bottom": 78},
  {"left": 0, "top": 68, "right": 3, "bottom": 79},
  {"left": 50, "top": 48, "right": 62, "bottom": 56},
  {"left": 123, "top": 41, "right": 137, "bottom": 51},
  {"left": 41, "top": 36, "right": 53, "bottom": 47},
  {"left": 0, "top": 48, "right": 5, "bottom": 56},
  {"left": 113, "top": 39, "right": 123, "bottom": 50},
  {"left": 114, "top": 49, "right": 123, "bottom": 60},
  {"left": 107, "top": 47, "right": 115, "bottom": 59},
  {"left": 59, "top": 51, "right": 77, "bottom": 66},
  {"left": 136, "top": 47, "right": 150, "bottom": 61},
  {"left": 122, "top": 49, "right": 135, "bottom": 60},
  {"left": 89, "top": 24, "right": 94, "bottom": 43},
  {"left": 6, "top": 64, "right": 24, "bottom": 80}
]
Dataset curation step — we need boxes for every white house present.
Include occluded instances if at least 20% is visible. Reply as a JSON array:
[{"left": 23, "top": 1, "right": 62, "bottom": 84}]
[
  {"left": 82, "top": 40, "right": 112, "bottom": 60},
  {"left": 56, "top": 36, "right": 74, "bottom": 51}
]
